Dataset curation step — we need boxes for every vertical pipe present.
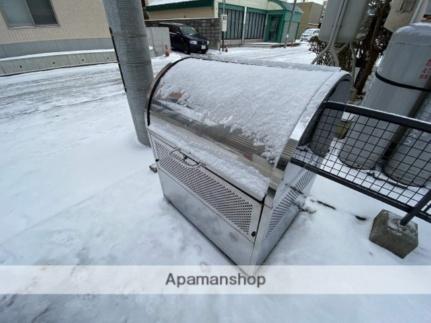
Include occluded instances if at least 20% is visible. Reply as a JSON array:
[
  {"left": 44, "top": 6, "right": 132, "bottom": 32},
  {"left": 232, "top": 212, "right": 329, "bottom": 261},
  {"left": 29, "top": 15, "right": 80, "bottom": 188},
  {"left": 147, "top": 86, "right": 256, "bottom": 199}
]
[
  {"left": 285, "top": 0, "right": 298, "bottom": 46},
  {"left": 242, "top": 7, "right": 247, "bottom": 44},
  {"left": 312, "top": 0, "right": 348, "bottom": 66},
  {"left": 400, "top": 190, "right": 431, "bottom": 226},
  {"left": 103, "top": 0, "right": 154, "bottom": 146},
  {"left": 222, "top": 0, "right": 226, "bottom": 50},
  {"left": 410, "top": 0, "right": 427, "bottom": 23}
]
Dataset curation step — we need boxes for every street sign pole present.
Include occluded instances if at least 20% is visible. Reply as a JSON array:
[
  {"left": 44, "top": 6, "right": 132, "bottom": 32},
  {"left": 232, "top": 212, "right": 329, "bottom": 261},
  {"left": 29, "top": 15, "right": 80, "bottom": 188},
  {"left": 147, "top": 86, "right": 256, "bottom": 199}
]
[{"left": 221, "top": 0, "right": 226, "bottom": 51}]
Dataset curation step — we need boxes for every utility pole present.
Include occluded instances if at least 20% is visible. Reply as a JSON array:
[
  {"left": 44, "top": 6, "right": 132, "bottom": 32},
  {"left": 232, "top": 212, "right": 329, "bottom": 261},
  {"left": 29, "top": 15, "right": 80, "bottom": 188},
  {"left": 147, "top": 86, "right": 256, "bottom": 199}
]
[
  {"left": 285, "top": 0, "right": 298, "bottom": 46},
  {"left": 221, "top": 0, "right": 226, "bottom": 51},
  {"left": 103, "top": 0, "right": 154, "bottom": 146}
]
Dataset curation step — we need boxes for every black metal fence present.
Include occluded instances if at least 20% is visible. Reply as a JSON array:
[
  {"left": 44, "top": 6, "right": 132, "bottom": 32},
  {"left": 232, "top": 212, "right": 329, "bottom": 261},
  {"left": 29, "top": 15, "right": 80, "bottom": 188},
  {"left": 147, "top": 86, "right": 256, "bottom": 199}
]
[{"left": 291, "top": 101, "right": 431, "bottom": 225}]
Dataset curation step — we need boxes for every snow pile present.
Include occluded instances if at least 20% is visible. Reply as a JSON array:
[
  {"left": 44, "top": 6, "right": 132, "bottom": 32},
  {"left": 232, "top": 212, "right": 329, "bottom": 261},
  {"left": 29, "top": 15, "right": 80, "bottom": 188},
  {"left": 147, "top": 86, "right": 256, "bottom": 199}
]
[
  {"left": 150, "top": 58, "right": 346, "bottom": 198},
  {"left": 155, "top": 58, "right": 344, "bottom": 162},
  {"left": 217, "top": 45, "right": 318, "bottom": 65},
  {"left": 150, "top": 119, "right": 271, "bottom": 199}
]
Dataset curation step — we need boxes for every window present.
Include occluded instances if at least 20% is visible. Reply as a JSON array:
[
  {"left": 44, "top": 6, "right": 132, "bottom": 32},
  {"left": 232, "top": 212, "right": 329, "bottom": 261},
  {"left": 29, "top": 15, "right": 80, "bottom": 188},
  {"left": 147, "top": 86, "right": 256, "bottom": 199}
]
[
  {"left": 0, "top": 0, "right": 33, "bottom": 26},
  {"left": 164, "top": 25, "right": 180, "bottom": 34},
  {"left": 165, "top": 25, "right": 175, "bottom": 33},
  {"left": 180, "top": 25, "right": 198, "bottom": 36},
  {"left": 27, "top": 0, "right": 57, "bottom": 25},
  {"left": 0, "top": 0, "right": 57, "bottom": 27},
  {"left": 218, "top": 7, "right": 244, "bottom": 40}
]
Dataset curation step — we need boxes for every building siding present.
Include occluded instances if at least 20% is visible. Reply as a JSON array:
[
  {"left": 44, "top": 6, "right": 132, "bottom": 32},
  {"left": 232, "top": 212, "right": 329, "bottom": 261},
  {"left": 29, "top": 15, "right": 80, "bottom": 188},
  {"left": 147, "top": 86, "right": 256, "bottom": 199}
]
[
  {"left": 298, "top": 2, "right": 323, "bottom": 35},
  {"left": 0, "top": 0, "right": 110, "bottom": 44},
  {"left": 147, "top": 7, "right": 214, "bottom": 19},
  {"left": 0, "top": 1, "right": 170, "bottom": 59}
]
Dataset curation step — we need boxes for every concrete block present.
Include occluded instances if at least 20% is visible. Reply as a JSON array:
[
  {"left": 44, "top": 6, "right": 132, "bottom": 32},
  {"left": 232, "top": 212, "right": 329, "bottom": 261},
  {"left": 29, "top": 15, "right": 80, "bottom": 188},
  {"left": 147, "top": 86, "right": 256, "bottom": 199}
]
[
  {"left": 369, "top": 210, "right": 418, "bottom": 258},
  {"left": 335, "top": 120, "right": 352, "bottom": 139}
]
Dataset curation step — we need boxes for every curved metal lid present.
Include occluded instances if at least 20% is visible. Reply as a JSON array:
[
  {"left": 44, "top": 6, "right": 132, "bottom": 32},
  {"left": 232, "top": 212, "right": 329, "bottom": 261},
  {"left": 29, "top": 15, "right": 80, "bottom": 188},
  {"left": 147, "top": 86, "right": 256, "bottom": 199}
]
[{"left": 148, "top": 57, "right": 349, "bottom": 200}]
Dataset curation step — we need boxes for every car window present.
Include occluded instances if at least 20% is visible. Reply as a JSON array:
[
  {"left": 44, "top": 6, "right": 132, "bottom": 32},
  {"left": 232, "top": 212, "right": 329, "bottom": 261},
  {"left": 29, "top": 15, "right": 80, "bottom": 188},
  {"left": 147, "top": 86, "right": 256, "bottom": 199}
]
[
  {"left": 164, "top": 25, "right": 177, "bottom": 33},
  {"left": 180, "top": 25, "right": 198, "bottom": 36}
]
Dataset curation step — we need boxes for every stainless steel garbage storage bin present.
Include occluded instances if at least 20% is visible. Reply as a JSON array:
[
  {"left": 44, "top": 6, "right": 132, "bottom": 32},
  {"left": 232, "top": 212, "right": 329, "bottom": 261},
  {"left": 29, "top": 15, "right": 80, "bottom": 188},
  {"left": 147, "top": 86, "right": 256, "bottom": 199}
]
[{"left": 147, "top": 57, "right": 351, "bottom": 266}]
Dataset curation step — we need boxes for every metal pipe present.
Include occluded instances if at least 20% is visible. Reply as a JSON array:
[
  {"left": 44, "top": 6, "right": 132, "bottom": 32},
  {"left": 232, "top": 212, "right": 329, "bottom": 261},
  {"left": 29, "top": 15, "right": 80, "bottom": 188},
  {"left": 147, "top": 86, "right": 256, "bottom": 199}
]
[
  {"left": 222, "top": 0, "right": 226, "bottom": 51},
  {"left": 242, "top": 7, "right": 247, "bottom": 44},
  {"left": 312, "top": 0, "right": 348, "bottom": 66},
  {"left": 410, "top": 0, "right": 427, "bottom": 23},
  {"left": 103, "top": 0, "right": 154, "bottom": 146},
  {"left": 285, "top": 0, "right": 298, "bottom": 46},
  {"left": 400, "top": 190, "right": 431, "bottom": 225}
]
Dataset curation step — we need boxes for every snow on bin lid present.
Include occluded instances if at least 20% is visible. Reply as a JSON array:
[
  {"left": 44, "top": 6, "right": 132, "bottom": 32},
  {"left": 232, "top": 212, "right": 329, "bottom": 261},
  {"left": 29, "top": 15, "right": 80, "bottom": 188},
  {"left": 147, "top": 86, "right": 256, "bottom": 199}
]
[{"left": 149, "top": 57, "right": 349, "bottom": 199}]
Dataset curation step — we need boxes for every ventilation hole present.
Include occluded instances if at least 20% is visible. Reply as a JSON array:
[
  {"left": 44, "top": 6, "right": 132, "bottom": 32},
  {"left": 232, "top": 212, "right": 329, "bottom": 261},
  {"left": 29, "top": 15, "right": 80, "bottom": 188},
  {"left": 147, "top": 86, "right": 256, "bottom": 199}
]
[
  {"left": 266, "top": 171, "right": 314, "bottom": 237},
  {"left": 154, "top": 140, "right": 253, "bottom": 235}
]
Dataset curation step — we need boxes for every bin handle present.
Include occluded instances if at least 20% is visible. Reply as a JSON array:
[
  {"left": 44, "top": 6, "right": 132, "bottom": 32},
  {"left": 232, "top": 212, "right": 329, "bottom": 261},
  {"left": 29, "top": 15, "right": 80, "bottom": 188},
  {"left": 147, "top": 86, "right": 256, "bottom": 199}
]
[{"left": 169, "top": 149, "right": 200, "bottom": 167}]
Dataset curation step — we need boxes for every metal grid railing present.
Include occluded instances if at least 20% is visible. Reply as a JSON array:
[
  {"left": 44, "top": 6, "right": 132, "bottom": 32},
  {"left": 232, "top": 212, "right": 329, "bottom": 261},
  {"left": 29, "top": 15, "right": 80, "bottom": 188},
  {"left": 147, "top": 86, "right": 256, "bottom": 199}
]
[{"left": 291, "top": 101, "right": 431, "bottom": 224}]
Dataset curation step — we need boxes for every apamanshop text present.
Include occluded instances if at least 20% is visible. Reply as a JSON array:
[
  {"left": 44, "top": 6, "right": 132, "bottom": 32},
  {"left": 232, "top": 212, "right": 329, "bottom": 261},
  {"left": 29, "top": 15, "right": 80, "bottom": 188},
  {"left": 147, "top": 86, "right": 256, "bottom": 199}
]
[{"left": 165, "top": 273, "right": 266, "bottom": 288}]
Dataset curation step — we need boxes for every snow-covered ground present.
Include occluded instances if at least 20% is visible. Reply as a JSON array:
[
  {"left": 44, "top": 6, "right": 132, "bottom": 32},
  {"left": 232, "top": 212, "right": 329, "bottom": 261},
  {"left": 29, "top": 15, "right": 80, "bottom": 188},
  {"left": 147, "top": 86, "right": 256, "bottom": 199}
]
[
  {"left": 0, "top": 45, "right": 430, "bottom": 322},
  {"left": 213, "top": 45, "right": 318, "bottom": 64}
]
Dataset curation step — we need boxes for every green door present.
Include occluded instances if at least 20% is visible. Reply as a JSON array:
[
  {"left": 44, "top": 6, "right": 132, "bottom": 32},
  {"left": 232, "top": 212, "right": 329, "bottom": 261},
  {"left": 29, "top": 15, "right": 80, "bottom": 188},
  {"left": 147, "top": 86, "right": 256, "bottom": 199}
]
[{"left": 267, "top": 15, "right": 281, "bottom": 42}]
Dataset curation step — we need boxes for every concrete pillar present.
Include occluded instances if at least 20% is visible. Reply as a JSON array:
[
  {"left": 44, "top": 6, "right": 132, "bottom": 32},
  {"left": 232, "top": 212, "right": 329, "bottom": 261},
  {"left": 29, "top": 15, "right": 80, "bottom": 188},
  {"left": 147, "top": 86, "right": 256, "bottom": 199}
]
[{"left": 103, "top": 0, "right": 154, "bottom": 146}]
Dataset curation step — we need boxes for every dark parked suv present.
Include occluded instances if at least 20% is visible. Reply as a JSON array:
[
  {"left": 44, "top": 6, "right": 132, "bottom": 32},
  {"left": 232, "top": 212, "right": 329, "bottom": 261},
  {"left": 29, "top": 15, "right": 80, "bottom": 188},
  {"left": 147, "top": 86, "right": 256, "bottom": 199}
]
[{"left": 160, "top": 22, "right": 209, "bottom": 54}]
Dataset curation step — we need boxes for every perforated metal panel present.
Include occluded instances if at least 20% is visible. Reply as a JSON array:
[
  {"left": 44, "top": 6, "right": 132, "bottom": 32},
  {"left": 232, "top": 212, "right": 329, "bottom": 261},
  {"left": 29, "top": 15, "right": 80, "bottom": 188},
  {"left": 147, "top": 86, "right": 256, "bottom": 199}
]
[
  {"left": 266, "top": 171, "right": 314, "bottom": 237},
  {"left": 153, "top": 137, "right": 261, "bottom": 238}
]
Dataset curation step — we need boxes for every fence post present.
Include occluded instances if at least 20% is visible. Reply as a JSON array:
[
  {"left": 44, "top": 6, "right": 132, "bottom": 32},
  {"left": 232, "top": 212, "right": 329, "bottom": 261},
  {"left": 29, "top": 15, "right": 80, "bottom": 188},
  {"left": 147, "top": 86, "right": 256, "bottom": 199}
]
[{"left": 400, "top": 190, "right": 431, "bottom": 226}]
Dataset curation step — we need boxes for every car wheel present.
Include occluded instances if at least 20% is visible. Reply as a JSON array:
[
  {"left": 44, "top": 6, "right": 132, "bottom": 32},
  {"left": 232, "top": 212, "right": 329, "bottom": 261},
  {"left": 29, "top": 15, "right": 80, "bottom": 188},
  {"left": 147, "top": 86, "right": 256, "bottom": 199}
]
[{"left": 202, "top": 49, "right": 208, "bottom": 54}]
